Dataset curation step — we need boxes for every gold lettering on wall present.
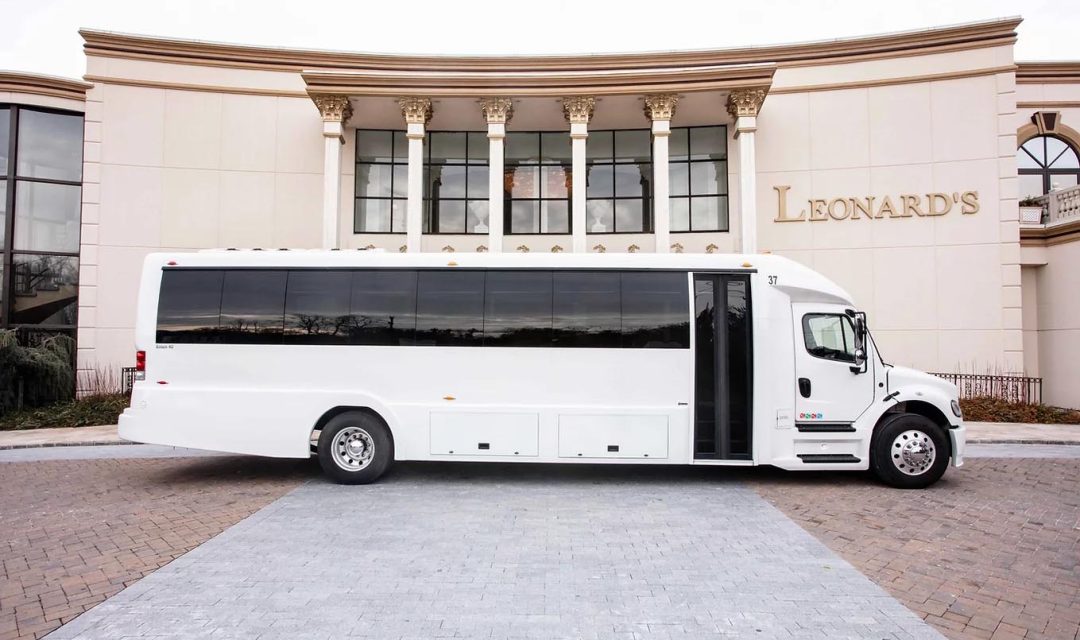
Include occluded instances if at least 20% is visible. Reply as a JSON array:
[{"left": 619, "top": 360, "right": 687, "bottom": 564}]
[{"left": 773, "top": 186, "right": 980, "bottom": 222}]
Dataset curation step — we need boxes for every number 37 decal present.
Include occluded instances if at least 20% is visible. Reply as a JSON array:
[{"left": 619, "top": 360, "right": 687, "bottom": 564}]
[{"left": 768, "top": 275, "right": 778, "bottom": 285}]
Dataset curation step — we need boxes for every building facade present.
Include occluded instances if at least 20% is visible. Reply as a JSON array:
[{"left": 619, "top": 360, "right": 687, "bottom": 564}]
[{"left": 2, "top": 17, "right": 1079, "bottom": 407}]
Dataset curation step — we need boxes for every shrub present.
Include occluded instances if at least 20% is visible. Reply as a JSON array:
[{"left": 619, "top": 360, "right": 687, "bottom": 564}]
[
  {"left": 960, "top": 396, "right": 1080, "bottom": 424},
  {"left": 0, "top": 330, "right": 76, "bottom": 416},
  {"left": 0, "top": 392, "right": 130, "bottom": 431}
]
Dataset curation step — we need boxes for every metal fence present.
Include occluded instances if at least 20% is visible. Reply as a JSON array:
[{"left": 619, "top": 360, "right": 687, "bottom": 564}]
[
  {"left": 121, "top": 367, "right": 137, "bottom": 394},
  {"left": 930, "top": 372, "right": 1042, "bottom": 405}
]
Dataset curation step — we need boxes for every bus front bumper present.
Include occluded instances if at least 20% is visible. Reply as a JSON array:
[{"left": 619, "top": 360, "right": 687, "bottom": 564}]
[{"left": 949, "top": 422, "right": 966, "bottom": 468}]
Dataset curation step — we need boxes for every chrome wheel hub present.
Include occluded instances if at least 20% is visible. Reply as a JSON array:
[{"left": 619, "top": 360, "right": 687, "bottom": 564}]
[
  {"left": 331, "top": 427, "right": 375, "bottom": 472},
  {"left": 891, "top": 429, "right": 936, "bottom": 476}
]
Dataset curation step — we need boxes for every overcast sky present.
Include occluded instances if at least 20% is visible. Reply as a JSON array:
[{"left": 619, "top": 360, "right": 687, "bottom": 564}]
[{"left": 0, "top": 0, "right": 1078, "bottom": 79}]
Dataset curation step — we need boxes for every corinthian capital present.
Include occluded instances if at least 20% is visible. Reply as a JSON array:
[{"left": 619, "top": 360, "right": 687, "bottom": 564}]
[
  {"left": 480, "top": 97, "right": 514, "bottom": 124},
  {"left": 561, "top": 96, "right": 596, "bottom": 125},
  {"left": 726, "top": 88, "right": 767, "bottom": 119},
  {"left": 312, "top": 94, "right": 353, "bottom": 124},
  {"left": 399, "top": 97, "right": 433, "bottom": 125},
  {"left": 643, "top": 93, "right": 679, "bottom": 121}
]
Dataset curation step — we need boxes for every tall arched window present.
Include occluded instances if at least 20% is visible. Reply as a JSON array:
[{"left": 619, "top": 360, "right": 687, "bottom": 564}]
[{"left": 1017, "top": 135, "right": 1080, "bottom": 199}]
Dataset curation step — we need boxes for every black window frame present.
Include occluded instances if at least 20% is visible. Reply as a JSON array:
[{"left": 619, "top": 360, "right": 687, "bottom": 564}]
[
  {"left": 1018, "top": 134, "right": 1080, "bottom": 197},
  {"left": 585, "top": 128, "right": 653, "bottom": 234},
  {"left": 670, "top": 125, "right": 730, "bottom": 233},
  {"left": 425, "top": 131, "right": 490, "bottom": 235},
  {"left": 353, "top": 129, "right": 408, "bottom": 234},
  {"left": 801, "top": 313, "right": 857, "bottom": 364},
  {"left": 1, "top": 104, "right": 84, "bottom": 332},
  {"left": 503, "top": 131, "right": 573, "bottom": 235}
]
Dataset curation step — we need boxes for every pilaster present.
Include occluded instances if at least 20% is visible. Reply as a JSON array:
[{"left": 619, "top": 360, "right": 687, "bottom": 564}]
[
  {"left": 481, "top": 98, "right": 513, "bottom": 254},
  {"left": 726, "top": 88, "right": 766, "bottom": 254},
  {"left": 312, "top": 94, "right": 353, "bottom": 250},
  {"left": 644, "top": 94, "right": 679, "bottom": 254},
  {"left": 400, "top": 97, "right": 433, "bottom": 253},
  {"left": 563, "top": 97, "right": 595, "bottom": 253}
]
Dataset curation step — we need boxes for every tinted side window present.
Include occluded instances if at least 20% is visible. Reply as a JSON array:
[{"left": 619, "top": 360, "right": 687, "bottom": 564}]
[
  {"left": 416, "top": 271, "right": 484, "bottom": 346},
  {"left": 552, "top": 271, "right": 621, "bottom": 348},
  {"left": 219, "top": 270, "right": 287, "bottom": 344},
  {"left": 484, "top": 271, "right": 553, "bottom": 346},
  {"left": 157, "top": 269, "right": 224, "bottom": 343},
  {"left": 621, "top": 272, "right": 689, "bottom": 348},
  {"left": 284, "top": 270, "right": 351, "bottom": 345},
  {"left": 350, "top": 270, "right": 417, "bottom": 345}
]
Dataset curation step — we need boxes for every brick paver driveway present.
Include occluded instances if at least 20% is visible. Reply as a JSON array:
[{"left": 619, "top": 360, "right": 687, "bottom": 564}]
[
  {"left": 0, "top": 452, "right": 306, "bottom": 640},
  {"left": 0, "top": 445, "right": 1077, "bottom": 640}
]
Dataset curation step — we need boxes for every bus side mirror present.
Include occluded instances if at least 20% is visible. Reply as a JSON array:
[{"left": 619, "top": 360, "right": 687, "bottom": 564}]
[{"left": 850, "top": 313, "right": 868, "bottom": 374}]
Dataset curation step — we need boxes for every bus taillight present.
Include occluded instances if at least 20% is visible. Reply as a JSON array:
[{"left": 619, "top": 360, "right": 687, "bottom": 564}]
[{"left": 135, "top": 350, "right": 146, "bottom": 381}]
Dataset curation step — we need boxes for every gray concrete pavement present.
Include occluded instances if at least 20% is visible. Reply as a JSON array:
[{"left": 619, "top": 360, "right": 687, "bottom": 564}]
[{"left": 48, "top": 465, "right": 943, "bottom": 640}]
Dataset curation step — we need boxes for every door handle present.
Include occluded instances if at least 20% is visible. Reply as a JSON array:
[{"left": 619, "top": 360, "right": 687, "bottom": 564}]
[{"left": 798, "top": 378, "right": 811, "bottom": 398}]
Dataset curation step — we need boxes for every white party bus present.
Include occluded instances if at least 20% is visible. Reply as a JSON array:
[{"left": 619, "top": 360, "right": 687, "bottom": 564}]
[{"left": 119, "top": 250, "right": 965, "bottom": 488}]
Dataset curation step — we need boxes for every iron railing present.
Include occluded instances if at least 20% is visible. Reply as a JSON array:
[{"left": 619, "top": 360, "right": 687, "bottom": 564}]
[
  {"left": 931, "top": 372, "right": 1042, "bottom": 405},
  {"left": 121, "top": 367, "right": 137, "bottom": 394}
]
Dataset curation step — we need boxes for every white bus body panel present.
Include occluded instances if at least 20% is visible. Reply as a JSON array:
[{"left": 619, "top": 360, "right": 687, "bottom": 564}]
[{"left": 118, "top": 250, "right": 964, "bottom": 470}]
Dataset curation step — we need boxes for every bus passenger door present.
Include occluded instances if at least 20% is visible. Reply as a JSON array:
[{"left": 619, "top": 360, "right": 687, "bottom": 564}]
[
  {"left": 791, "top": 304, "right": 875, "bottom": 427},
  {"left": 692, "top": 274, "right": 753, "bottom": 460}
]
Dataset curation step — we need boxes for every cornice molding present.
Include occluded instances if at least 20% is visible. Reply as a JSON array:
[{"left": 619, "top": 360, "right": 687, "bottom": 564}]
[
  {"left": 1020, "top": 218, "right": 1080, "bottom": 247},
  {"left": 302, "top": 63, "right": 775, "bottom": 97},
  {"left": 79, "top": 18, "right": 1021, "bottom": 73},
  {"left": 0, "top": 70, "right": 93, "bottom": 102},
  {"left": 1016, "top": 61, "right": 1080, "bottom": 84}
]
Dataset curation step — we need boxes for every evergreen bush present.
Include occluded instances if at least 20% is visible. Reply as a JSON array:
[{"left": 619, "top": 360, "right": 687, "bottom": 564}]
[{"left": 0, "top": 330, "right": 76, "bottom": 416}]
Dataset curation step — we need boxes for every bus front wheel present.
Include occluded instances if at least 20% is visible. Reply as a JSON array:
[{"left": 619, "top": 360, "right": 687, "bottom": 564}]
[
  {"left": 316, "top": 411, "right": 393, "bottom": 485},
  {"left": 870, "top": 413, "right": 949, "bottom": 489}
]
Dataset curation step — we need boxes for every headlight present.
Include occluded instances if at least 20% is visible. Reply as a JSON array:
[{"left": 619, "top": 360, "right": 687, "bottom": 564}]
[{"left": 950, "top": 399, "right": 962, "bottom": 418}]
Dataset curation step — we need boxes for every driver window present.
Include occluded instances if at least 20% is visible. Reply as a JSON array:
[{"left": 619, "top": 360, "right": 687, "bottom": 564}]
[{"left": 802, "top": 314, "right": 856, "bottom": 363}]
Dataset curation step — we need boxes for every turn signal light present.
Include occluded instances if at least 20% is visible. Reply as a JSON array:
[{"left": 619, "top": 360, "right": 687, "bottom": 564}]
[{"left": 135, "top": 350, "right": 146, "bottom": 381}]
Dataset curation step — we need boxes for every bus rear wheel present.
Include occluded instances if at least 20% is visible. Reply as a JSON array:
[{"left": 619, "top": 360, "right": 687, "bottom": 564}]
[
  {"left": 870, "top": 413, "right": 949, "bottom": 489},
  {"left": 317, "top": 412, "right": 393, "bottom": 485}
]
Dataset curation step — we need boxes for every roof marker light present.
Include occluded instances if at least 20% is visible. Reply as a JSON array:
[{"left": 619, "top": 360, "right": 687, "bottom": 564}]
[
  {"left": 742, "top": 262, "right": 753, "bottom": 268},
  {"left": 447, "top": 261, "right": 458, "bottom": 267},
  {"left": 167, "top": 260, "right": 177, "bottom": 266}
]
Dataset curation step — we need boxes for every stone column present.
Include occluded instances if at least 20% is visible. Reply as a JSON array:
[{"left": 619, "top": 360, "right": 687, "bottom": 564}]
[
  {"left": 726, "top": 88, "right": 766, "bottom": 254},
  {"left": 481, "top": 98, "right": 513, "bottom": 253},
  {"left": 399, "top": 98, "right": 432, "bottom": 253},
  {"left": 562, "top": 97, "right": 595, "bottom": 253},
  {"left": 313, "top": 95, "right": 352, "bottom": 250},
  {"left": 644, "top": 94, "right": 679, "bottom": 254}
]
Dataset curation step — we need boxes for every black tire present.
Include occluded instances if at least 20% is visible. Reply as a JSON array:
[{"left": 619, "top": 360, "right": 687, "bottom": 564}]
[
  {"left": 316, "top": 411, "right": 393, "bottom": 485},
  {"left": 870, "top": 413, "right": 950, "bottom": 489}
]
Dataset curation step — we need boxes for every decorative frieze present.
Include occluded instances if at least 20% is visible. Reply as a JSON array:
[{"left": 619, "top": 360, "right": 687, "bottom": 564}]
[
  {"left": 476, "top": 244, "right": 489, "bottom": 252},
  {"left": 312, "top": 94, "right": 352, "bottom": 123},
  {"left": 480, "top": 97, "right": 514, "bottom": 124},
  {"left": 592, "top": 244, "right": 606, "bottom": 253},
  {"left": 441, "top": 245, "right": 455, "bottom": 252},
  {"left": 670, "top": 242, "right": 684, "bottom": 253},
  {"left": 561, "top": 96, "right": 596, "bottom": 124},
  {"left": 627, "top": 244, "right": 641, "bottom": 253},
  {"left": 399, "top": 97, "right": 433, "bottom": 125},
  {"left": 551, "top": 245, "right": 564, "bottom": 253},
  {"left": 643, "top": 93, "right": 679, "bottom": 121},
  {"left": 516, "top": 245, "right": 530, "bottom": 253},
  {"left": 705, "top": 243, "right": 719, "bottom": 254},
  {"left": 725, "top": 88, "right": 767, "bottom": 119}
]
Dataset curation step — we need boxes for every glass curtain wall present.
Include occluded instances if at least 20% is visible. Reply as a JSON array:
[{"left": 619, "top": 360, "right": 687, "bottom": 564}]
[{"left": 1, "top": 105, "right": 84, "bottom": 335}]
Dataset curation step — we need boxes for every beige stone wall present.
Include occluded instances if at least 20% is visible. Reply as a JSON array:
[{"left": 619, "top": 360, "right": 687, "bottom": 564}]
[
  {"left": 756, "top": 45, "right": 1021, "bottom": 375},
  {"left": 77, "top": 59, "right": 330, "bottom": 373},
  {"left": 1015, "top": 84, "right": 1080, "bottom": 408},
  {"left": 1033, "top": 241, "right": 1080, "bottom": 408}
]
